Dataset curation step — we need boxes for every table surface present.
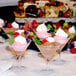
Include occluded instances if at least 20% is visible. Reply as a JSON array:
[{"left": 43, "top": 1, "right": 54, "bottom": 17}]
[
  {"left": 0, "top": 42, "right": 76, "bottom": 76},
  {"left": 15, "top": 18, "right": 76, "bottom": 23}
]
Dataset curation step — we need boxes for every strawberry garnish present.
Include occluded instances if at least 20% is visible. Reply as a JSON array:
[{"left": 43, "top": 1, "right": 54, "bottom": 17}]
[
  {"left": 28, "top": 35, "right": 33, "bottom": 39},
  {"left": 56, "top": 22, "right": 60, "bottom": 29},
  {"left": 14, "top": 32, "right": 20, "bottom": 37},
  {"left": 22, "top": 7, "right": 24, "bottom": 10},
  {"left": 64, "top": 12, "right": 70, "bottom": 18},
  {"left": 42, "top": 39, "right": 47, "bottom": 44},
  {"left": 32, "top": 20, "right": 37, "bottom": 25},
  {"left": 70, "top": 48, "right": 76, "bottom": 54},
  {"left": 30, "top": 28, "right": 35, "bottom": 32},
  {"left": 58, "top": 2, "right": 63, "bottom": 6}
]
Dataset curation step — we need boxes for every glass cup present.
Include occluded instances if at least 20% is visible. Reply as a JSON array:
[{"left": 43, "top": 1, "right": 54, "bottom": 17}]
[
  {"left": 36, "top": 42, "right": 60, "bottom": 71},
  {"left": 53, "top": 37, "right": 70, "bottom": 65}
]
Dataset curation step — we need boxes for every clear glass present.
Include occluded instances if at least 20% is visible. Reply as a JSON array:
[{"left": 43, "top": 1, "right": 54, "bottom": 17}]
[
  {"left": 36, "top": 42, "right": 60, "bottom": 71},
  {"left": 6, "top": 40, "right": 31, "bottom": 70},
  {"left": 53, "top": 37, "right": 70, "bottom": 65}
]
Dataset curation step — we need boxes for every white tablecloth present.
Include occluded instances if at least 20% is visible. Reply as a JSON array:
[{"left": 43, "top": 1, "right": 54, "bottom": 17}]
[{"left": 0, "top": 43, "right": 76, "bottom": 76}]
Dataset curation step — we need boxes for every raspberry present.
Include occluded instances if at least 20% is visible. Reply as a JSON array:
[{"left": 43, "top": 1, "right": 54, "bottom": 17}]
[
  {"left": 7, "top": 23, "right": 12, "bottom": 28},
  {"left": 32, "top": 20, "right": 37, "bottom": 25},
  {"left": 42, "top": 39, "right": 47, "bottom": 44}
]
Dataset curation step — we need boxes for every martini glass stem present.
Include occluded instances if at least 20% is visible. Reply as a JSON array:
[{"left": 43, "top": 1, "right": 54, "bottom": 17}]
[{"left": 58, "top": 51, "right": 61, "bottom": 60}]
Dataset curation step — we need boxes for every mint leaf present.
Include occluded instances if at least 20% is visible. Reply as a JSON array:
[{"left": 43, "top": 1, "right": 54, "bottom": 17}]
[
  {"left": 6, "top": 39, "right": 14, "bottom": 44},
  {"left": 32, "top": 37, "right": 42, "bottom": 45},
  {"left": 3, "top": 32, "right": 14, "bottom": 36},
  {"left": 68, "top": 34, "right": 74, "bottom": 38}
]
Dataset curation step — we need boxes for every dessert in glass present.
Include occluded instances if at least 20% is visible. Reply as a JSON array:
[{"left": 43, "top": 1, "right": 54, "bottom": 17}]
[
  {"left": 30, "top": 20, "right": 76, "bottom": 70},
  {"left": 6, "top": 28, "right": 31, "bottom": 59},
  {"left": 3, "top": 22, "right": 19, "bottom": 38},
  {"left": 32, "top": 23, "right": 60, "bottom": 71},
  {"left": 53, "top": 24, "right": 76, "bottom": 64},
  {"left": 11, "top": 35, "right": 31, "bottom": 59},
  {"left": 6, "top": 30, "right": 31, "bottom": 69}
]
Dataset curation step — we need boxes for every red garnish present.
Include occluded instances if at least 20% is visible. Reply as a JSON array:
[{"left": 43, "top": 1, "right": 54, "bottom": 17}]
[
  {"left": 28, "top": 35, "right": 33, "bottom": 39},
  {"left": 42, "top": 39, "right": 47, "bottom": 44},
  {"left": 50, "top": 1, "right": 56, "bottom": 5},
  {"left": 14, "top": 32, "right": 20, "bottom": 37},
  {"left": 30, "top": 28, "right": 35, "bottom": 32},
  {"left": 70, "top": 48, "right": 76, "bottom": 54},
  {"left": 40, "top": 11, "right": 43, "bottom": 17},
  {"left": 39, "top": 22, "right": 43, "bottom": 24},
  {"left": 7, "top": 23, "right": 12, "bottom": 28},
  {"left": 65, "top": 3, "right": 68, "bottom": 6},
  {"left": 56, "top": 22, "right": 60, "bottom": 29},
  {"left": 22, "top": 7, "right": 24, "bottom": 10},
  {"left": 58, "top": 2, "right": 63, "bottom": 6},
  {"left": 32, "top": 24, "right": 38, "bottom": 28},
  {"left": 32, "top": 20, "right": 37, "bottom": 25},
  {"left": 64, "top": 12, "right": 70, "bottom": 18},
  {"left": 66, "top": 26, "right": 71, "bottom": 30}
]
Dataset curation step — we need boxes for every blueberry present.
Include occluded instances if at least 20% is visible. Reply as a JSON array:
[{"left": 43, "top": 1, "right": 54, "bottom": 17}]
[
  {"left": 26, "top": 38, "right": 30, "bottom": 43},
  {"left": 59, "top": 11, "right": 64, "bottom": 17},
  {"left": 73, "top": 22, "right": 76, "bottom": 27},
  {"left": 59, "top": 20, "right": 65, "bottom": 26},
  {"left": 69, "top": 43, "right": 74, "bottom": 49},
  {"left": 24, "top": 31, "right": 28, "bottom": 35},
  {"left": 68, "top": 22, "right": 73, "bottom": 27},
  {"left": 45, "top": 22, "right": 53, "bottom": 26}
]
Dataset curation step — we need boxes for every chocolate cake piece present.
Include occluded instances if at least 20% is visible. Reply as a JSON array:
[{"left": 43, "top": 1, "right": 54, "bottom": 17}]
[{"left": 25, "top": 5, "right": 41, "bottom": 17}]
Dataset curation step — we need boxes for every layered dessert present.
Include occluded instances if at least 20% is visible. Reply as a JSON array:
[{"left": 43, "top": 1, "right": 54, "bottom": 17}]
[
  {"left": 37, "top": 42, "right": 60, "bottom": 60},
  {"left": 4, "top": 21, "right": 31, "bottom": 59},
  {"left": 24, "top": 20, "right": 76, "bottom": 60},
  {"left": 11, "top": 35, "right": 31, "bottom": 59}
]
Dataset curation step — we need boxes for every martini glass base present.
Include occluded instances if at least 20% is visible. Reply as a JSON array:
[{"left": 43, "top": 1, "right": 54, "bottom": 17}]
[
  {"left": 41, "top": 68, "right": 54, "bottom": 72},
  {"left": 52, "top": 58, "right": 68, "bottom": 65}
]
